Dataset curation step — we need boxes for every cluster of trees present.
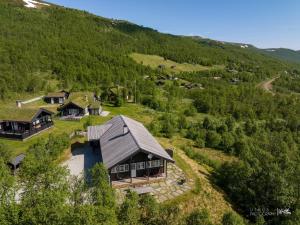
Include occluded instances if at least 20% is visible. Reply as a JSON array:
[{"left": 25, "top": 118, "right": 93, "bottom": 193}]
[
  {"left": 273, "top": 70, "right": 300, "bottom": 93},
  {"left": 145, "top": 69, "right": 300, "bottom": 225}
]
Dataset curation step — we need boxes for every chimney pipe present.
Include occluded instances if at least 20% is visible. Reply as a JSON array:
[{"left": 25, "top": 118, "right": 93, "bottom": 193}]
[
  {"left": 16, "top": 100, "right": 22, "bottom": 108},
  {"left": 123, "top": 125, "right": 128, "bottom": 135}
]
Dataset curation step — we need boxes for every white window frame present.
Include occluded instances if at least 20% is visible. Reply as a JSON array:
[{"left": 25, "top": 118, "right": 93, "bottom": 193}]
[
  {"left": 147, "top": 160, "right": 162, "bottom": 168},
  {"left": 117, "top": 164, "right": 129, "bottom": 173},
  {"left": 125, "top": 164, "right": 129, "bottom": 172},
  {"left": 111, "top": 166, "right": 117, "bottom": 174},
  {"left": 118, "top": 165, "right": 125, "bottom": 172},
  {"left": 136, "top": 162, "right": 145, "bottom": 170},
  {"left": 160, "top": 159, "right": 164, "bottom": 166}
]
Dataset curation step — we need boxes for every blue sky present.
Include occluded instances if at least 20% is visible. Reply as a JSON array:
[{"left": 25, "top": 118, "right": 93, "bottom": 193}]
[{"left": 46, "top": 0, "right": 300, "bottom": 50}]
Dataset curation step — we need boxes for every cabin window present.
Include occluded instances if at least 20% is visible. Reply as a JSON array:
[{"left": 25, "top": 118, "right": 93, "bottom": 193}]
[
  {"left": 69, "top": 109, "right": 79, "bottom": 115},
  {"left": 131, "top": 163, "right": 136, "bottom": 170},
  {"left": 111, "top": 167, "right": 117, "bottom": 174},
  {"left": 118, "top": 164, "right": 129, "bottom": 173},
  {"left": 136, "top": 162, "right": 145, "bottom": 170},
  {"left": 160, "top": 159, "right": 164, "bottom": 166},
  {"left": 33, "top": 120, "right": 40, "bottom": 125},
  {"left": 59, "top": 98, "right": 63, "bottom": 104},
  {"left": 146, "top": 160, "right": 162, "bottom": 168}
]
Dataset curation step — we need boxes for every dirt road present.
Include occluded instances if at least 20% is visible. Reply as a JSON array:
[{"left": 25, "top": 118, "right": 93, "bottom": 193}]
[{"left": 257, "top": 76, "right": 279, "bottom": 95}]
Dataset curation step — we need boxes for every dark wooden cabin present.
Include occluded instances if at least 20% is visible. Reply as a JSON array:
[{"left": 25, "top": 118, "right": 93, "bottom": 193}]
[
  {"left": 44, "top": 91, "right": 69, "bottom": 104},
  {"left": 103, "top": 86, "right": 133, "bottom": 102},
  {"left": 87, "top": 115, "right": 174, "bottom": 182},
  {"left": 59, "top": 92, "right": 101, "bottom": 119},
  {"left": 0, "top": 108, "right": 54, "bottom": 140}
]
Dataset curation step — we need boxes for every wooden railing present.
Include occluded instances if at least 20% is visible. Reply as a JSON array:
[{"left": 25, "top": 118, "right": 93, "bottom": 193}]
[{"left": 0, "top": 122, "right": 53, "bottom": 140}]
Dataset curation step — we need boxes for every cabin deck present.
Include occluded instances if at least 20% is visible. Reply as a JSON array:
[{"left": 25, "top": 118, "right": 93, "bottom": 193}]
[
  {"left": 0, "top": 121, "right": 53, "bottom": 140},
  {"left": 112, "top": 174, "right": 166, "bottom": 189}
]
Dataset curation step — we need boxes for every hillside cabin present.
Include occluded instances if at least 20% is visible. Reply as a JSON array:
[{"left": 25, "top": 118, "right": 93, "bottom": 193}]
[
  {"left": 0, "top": 108, "right": 54, "bottom": 140},
  {"left": 44, "top": 91, "right": 69, "bottom": 104},
  {"left": 103, "top": 86, "right": 133, "bottom": 102},
  {"left": 59, "top": 92, "right": 101, "bottom": 120},
  {"left": 87, "top": 115, "right": 174, "bottom": 183}
]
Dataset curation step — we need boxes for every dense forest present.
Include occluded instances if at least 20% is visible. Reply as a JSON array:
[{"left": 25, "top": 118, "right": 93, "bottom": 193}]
[
  {"left": 0, "top": 0, "right": 298, "bottom": 99},
  {"left": 0, "top": 0, "right": 299, "bottom": 225}
]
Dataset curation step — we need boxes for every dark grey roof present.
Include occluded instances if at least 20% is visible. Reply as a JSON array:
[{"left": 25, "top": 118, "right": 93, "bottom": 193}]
[
  {"left": 87, "top": 115, "right": 174, "bottom": 169},
  {"left": 9, "top": 154, "right": 25, "bottom": 167}
]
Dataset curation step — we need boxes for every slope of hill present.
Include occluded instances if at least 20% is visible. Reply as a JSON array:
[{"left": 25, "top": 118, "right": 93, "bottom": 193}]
[
  {"left": 262, "top": 48, "right": 300, "bottom": 64},
  {"left": 0, "top": 0, "right": 293, "bottom": 99},
  {"left": 0, "top": 1, "right": 299, "bottom": 225}
]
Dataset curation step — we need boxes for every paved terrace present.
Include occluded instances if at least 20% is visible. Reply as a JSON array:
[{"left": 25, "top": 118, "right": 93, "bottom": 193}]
[
  {"left": 115, "top": 163, "right": 193, "bottom": 203},
  {"left": 63, "top": 144, "right": 193, "bottom": 203}
]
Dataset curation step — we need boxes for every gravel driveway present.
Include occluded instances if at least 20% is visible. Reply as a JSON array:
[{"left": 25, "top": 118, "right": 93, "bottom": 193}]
[{"left": 63, "top": 144, "right": 101, "bottom": 177}]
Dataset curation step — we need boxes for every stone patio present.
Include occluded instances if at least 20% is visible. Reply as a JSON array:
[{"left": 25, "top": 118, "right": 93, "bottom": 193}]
[{"left": 115, "top": 163, "right": 193, "bottom": 203}]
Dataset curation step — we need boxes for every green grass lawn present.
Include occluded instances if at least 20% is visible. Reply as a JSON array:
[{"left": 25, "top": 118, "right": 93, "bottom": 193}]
[{"left": 129, "top": 53, "right": 224, "bottom": 74}]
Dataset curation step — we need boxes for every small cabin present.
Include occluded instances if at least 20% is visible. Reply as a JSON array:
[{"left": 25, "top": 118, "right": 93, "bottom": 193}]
[
  {"left": 59, "top": 92, "right": 101, "bottom": 120},
  {"left": 103, "top": 86, "right": 133, "bottom": 103},
  {"left": 0, "top": 108, "right": 54, "bottom": 140},
  {"left": 44, "top": 91, "right": 69, "bottom": 104}
]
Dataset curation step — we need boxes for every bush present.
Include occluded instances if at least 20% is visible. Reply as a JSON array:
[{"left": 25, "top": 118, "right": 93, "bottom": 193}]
[
  {"left": 184, "top": 106, "right": 197, "bottom": 117},
  {"left": 182, "top": 146, "right": 220, "bottom": 169},
  {"left": 141, "top": 96, "right": 160, "bottom": 110},
  {"left": 46, "top": 133, "right": 70, "bottom": 159},
  {"left": 185, "top": 209, "right": 213, "bottom": 225},
  {"left": 0, "top": 142, "right": 12, "bottom": 162},
  {"left": 205, "top": 131, "right": 221, "bottom": 148},
  {"left": 83, "top": 117, "right": 93, "bottom": 130},
  {"left": 220, "top": 132, "right": 235, "bottom": 153},
  {"left": 195, "top": 137, "right": 205, "bottom": 148},
  {"left": 222, "top": 212, "right": 245, "bottom": 225},
  {"left": 148, "top": 120, "right": 161, "bottom": 136},
  {"left": 114, "top": 97, "right": 124, "bottom": 107}
]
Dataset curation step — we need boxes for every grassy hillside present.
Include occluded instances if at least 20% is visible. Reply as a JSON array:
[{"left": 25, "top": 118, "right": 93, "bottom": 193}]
[
  {"left": 130, "top": 53, "right": 224, "bottom": 74},
  {"left": 0, "top": 1, "right": 299, "bottom": 225},
  {"left": 0, "top": 0, "right": 295, "bottom": 100},
  {"left": 263, "top": 48, "right": 300, "bottom": 63}
]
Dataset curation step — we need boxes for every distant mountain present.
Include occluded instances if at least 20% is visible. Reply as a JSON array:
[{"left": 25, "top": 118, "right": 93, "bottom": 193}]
[{"left": 262, "top": 48, "right": 300, "bottom": 64}]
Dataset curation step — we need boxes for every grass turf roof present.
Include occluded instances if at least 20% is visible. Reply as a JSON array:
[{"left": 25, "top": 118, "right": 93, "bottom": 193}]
[
  {"left": 65, "top": 92, "right": 95, "bottom": 109},
  {"left": 0, "top": 108, "right": 52, "bottom": 122},
  {"left": 45, "top": 92, "right": 66, "bottom": 98},
  {"left": 110, "top": 86, "right": 125, "bottom": 95}
]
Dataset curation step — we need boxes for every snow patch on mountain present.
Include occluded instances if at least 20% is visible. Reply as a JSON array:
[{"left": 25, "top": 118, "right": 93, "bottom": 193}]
[{"left": 23, "top": 0, "right": 49, "bottom": 8}]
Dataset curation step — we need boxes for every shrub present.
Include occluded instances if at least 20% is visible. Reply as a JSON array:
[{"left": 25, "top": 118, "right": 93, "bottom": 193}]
[
  {"left": 195, "top": 137, "right": 205, "bottom": 148},
  {"left": 185, "top": 209, "right": 213, "bottom": 225},
  {"left": 205, "top": 131, "right": 221, "bottom": 148},
  {"left": 114, "top": 97, "right": 124, "bottom": 107},
  {"left": 184, "top": 106, "right": 197, "bottom": 117},
  {"left": 222, "top": 212, "right": 245, "bottom": 225}
]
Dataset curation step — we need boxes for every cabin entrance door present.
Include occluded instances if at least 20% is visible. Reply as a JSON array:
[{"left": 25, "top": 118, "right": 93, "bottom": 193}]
[{"left": 131, "top": 163, "right": 136, "bottom": 178}]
